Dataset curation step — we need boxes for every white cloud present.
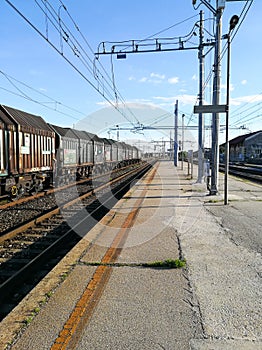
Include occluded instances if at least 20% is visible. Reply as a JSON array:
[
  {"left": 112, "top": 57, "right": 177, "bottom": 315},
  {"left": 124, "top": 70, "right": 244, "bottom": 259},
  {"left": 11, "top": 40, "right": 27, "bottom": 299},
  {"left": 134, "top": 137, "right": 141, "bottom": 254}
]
[
  {"left": 139, "top": 77, "right": 148, "bottom": 83},
  {"left": 150, "top": 72, "right": 165, "bottom": 79},
  {"left": 96, "top": 101, "right": 112, "bottom": 107},
  {"left": 153, "top": 94, "right": 198, "bottom": 106},
  {"left": 128, "top": 76, "right": 136, "bottom": 81},
  {"left": 168, "top": 76, "right": 179, "bottom": 84},
  {"left": 138, "top": 74, "right": 164, "bottom": 84},
  {"left": 241, "top": 79, "right": 247, "bottom": 85},
  {"left": 192, "top": 74, "right": 197, "bottom": 81}
]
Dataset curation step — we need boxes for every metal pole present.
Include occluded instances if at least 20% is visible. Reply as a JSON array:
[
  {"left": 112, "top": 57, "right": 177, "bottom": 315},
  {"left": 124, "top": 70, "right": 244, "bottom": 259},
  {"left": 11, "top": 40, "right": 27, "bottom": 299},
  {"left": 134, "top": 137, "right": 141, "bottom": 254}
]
[
  {"left": 116, "top": 125, "right": 119, "bottom": 141},
  {"left": 181, "top": 113, "right": 185, "bottom": 170},
  {"left": 197, "top": 10, "right": 205, "bottom": 183},
  {"left": 174, "top": 100, "right": 178, "bottom": 166},
  {"left": 224, "top": 15, "right": 239, "bottom": 204},
  {"left": 224, "top": 32, "right": 230, "bottom": 205},
  {"left": 210, "top": 5, "right": 223, "bottom": 195},
  {"left": 170, "top": 131, "right": 172, "bottom": 160}
]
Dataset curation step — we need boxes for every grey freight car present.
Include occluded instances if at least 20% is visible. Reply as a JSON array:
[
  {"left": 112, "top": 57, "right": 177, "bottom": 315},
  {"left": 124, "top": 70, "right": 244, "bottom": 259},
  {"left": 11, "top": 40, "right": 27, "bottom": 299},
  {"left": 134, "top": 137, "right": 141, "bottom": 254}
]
[{"left": 50, "top": 124, "right": 80, "bottom": 184}]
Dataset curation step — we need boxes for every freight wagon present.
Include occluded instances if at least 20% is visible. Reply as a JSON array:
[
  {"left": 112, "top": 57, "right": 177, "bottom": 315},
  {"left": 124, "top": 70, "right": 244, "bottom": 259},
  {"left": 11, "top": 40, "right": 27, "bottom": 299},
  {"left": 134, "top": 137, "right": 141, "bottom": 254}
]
[
  {"left": 0, "top": 105, "right": 54, "bottom": 197},
  {"left": 0, "top": 105, "right": 141, "bottom": 198}
]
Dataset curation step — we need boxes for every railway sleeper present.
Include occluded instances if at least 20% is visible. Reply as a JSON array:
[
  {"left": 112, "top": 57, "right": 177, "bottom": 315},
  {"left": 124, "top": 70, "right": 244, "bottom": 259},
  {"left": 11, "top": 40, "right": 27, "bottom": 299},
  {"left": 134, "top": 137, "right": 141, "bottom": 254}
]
[
  {"left": 11, "top": 234, "right": 42, "bottom": 242},
  {"left": 6, "top": 240, "right": 36, "bottom": 247},
  {"left": 2, "top": 241, "right": 31, "bottom": 249},
  {"left": 0, "top": 248, "right": 21, "bottom": 256}
]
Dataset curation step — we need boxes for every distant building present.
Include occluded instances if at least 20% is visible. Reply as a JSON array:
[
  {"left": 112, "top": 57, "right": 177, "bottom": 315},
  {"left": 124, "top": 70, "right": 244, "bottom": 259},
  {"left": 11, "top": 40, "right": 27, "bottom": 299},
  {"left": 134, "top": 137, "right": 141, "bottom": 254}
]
[{"left": 220, "top": 131, "right": 262, "bottom": 164}]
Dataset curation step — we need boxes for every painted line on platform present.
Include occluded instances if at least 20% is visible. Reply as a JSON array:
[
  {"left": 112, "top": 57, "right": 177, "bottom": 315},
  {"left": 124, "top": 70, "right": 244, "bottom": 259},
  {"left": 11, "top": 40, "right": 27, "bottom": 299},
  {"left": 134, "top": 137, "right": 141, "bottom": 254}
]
[{"left": 51, "top": 162, "right": 159, "bottom": 350}]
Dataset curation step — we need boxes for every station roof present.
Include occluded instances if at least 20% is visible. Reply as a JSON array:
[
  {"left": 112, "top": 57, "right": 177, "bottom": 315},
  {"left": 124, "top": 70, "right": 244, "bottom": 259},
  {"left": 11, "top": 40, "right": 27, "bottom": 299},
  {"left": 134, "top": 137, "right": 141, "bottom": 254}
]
[
  {"left": 231, "top": 131, "right": 261, "bottom": 146},
  {"left": 221, "top": 130, "right": 262, "bottom": 147}
]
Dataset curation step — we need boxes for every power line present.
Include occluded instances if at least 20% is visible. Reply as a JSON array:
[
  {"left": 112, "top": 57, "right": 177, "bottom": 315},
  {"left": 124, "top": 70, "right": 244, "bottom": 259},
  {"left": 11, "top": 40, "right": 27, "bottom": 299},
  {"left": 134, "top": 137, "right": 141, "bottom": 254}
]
[
  {"left": 201, "top": 0, "right": 254, "bottom": 107},
  {"left": 0, "top": 69, "right": 88, "bottom": 120},
  {"left": 36, "top": 0, "right": 141, "bottom": 126},
  {"left": 98, "top": 14, "right": 200, "bottom": 54},
  {"left": 231, "top": 106, "right": 262, "bottom": 127},
  {"left": 230, "top": 92, "right": 262, "bottom": 118},
  {"left": 0, "top": 86, "right": 81, "bottom": 121},
  {"left": 4, "top": 0, "right": 141, "bottom": 127}
]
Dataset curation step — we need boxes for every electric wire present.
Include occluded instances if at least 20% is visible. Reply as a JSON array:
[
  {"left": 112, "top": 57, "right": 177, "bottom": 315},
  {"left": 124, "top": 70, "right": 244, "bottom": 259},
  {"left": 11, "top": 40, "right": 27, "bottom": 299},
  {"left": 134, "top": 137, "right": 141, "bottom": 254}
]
[
  {"left": 200, "top": 0, "right": 254, "bottom": 127},
  {"left": 230, "top": 93, "right": 262, "bottom": 118},
  {"left": 41, "top": 0, "right": 141, "bottom": 125},
  {"left": 35, "top": 0, "right": 118, "bottom": 104},
  {"left": 4, "top": 1, "right": 257, "bottom": 133},
  {"left": 0, "top": 86, "right": 80, "bottom": 121},
  {"left": 99, "top": 14, "right": 200, "bottom": 54},
  {"left": 5, "top": 0, "right": 140, "bottom": 127},
  {"left": 0, "top": 70, "right": 88, "bottom": 118}
]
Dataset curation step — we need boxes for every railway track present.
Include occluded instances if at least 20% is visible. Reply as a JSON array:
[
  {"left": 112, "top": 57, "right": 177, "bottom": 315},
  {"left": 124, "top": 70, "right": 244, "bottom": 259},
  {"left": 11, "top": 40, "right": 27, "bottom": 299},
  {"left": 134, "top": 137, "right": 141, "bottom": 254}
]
[
  {"left": 219, "top": 163, "right": 262, "bottom": 183},
  {"left": 0, "top": 163, "right": 141, "bottom": 234},
  {"left": 0, "top": 161, "right": 153, "bottom": 320}
]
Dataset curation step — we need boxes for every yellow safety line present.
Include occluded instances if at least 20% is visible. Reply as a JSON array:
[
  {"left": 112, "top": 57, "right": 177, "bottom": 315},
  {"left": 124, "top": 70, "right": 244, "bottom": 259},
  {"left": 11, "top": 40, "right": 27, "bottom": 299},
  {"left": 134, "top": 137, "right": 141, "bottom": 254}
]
[{"left": 51, "top": 163, "right": 159, "bottom": 350}]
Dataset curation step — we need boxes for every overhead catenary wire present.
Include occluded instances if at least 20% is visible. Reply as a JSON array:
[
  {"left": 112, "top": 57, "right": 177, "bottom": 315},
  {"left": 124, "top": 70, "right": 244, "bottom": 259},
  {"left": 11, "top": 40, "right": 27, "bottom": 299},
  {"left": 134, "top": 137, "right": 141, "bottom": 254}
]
[
  {"left": 4, "top": 1, "right": 257, "bottom": 136},
  {"left": 36, "top": 0, "right": 141, "bottom": 126},
  {"left": 231, "top": 104, "right": 262, "bottom": 127},
  {"left": 200, "top": 0, "right": 254, "bottom": 105},
  {"left": 230, "top": 94, "right": 262, "bottom": 119},
  {"left": 55, "top": 0, "right": 142, "bottom": 125},
  {"left": 34, "top": 0, "right": 120, "bottom": 103},
  {"left": 4, "top": 0, "right": 140, "bottom": 127},
  {"left": 98, "top": 13, "right": 200, "bottom": 54},
  {"left": 0, "top": 70, "right": 88, "bottom": 120},
  {"left": 0, "top": 85, "right": 81, "bottom": 121}
]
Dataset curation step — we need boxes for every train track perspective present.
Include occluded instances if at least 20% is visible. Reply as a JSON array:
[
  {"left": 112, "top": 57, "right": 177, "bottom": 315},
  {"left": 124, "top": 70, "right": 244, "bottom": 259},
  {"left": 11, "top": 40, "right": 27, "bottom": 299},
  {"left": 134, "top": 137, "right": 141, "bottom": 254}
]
[
  {"left": 0, "top": 160, "right": 154, "bottom": 320},
  {"left": 219, "top": 163, "right": 262, "bottom": 184}
]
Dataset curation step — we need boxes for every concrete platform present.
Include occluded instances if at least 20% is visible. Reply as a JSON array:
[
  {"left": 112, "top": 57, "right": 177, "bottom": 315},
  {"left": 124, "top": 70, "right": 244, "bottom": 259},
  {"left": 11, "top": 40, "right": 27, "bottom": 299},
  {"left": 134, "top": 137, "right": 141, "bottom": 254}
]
[{"left": 1, "top": 160, "right": 261, "bottom": 349}]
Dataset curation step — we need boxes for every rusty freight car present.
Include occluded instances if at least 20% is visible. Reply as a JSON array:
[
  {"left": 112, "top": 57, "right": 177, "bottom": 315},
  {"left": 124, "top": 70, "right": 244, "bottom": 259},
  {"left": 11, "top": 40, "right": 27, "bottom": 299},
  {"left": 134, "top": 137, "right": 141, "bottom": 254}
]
[{"left": 0, "top": 105, "right": 55, "bottom": 198}]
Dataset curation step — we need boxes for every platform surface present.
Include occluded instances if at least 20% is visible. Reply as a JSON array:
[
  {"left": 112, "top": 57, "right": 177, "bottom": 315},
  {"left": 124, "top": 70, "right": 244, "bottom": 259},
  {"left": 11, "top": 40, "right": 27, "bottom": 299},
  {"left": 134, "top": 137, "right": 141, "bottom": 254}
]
[{"left": 1, "top": 160, "right": 262, "bottom": 350}]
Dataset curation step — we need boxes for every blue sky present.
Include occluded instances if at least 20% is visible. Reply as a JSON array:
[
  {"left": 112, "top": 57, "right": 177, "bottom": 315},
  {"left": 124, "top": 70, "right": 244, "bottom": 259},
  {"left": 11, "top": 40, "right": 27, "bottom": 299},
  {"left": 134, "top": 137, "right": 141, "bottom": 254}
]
[{"left": 0, "top": 0, "right": 260, "bottom": 149}]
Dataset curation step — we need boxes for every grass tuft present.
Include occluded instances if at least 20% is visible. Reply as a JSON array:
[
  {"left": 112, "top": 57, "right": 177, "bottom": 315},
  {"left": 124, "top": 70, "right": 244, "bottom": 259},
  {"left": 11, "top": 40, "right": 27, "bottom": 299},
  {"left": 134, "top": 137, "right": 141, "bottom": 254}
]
[
  {"left": 81, "top": 258, "right": 186, "bottom": 269},
  {"left": 143, "top": 258, "right": 186, "bottom": 268}
]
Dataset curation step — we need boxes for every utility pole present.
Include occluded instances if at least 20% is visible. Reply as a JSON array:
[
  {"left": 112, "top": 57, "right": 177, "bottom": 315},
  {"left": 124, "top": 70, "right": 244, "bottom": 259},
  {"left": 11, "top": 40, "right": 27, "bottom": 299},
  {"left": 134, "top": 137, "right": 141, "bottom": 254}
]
[
  {"left": 197, "top": 10, "right": 205, "bottom": 183},
  {"left": 174, "top": 100, "right": 178, "bottom": 166},
  {"left": 116, "top": 125, "right": 120, "bottom": 141},
  {"left": 96, "top": 9, "right": 214, "bottom": 175},
  {"left": 169, "top": 131, "right": 173, "bottom": 160},
  {"left": 193, "top": 1, "right": 223, "bottom": 194},
  {"left": 224, "top": 15, "right": 239, "bottom": 205},
  {"left": 181, "top": 113, "right": 185, "bottom": 170},
  {"left": 210, "top": 3, "right": 223, "bottom": 195}
]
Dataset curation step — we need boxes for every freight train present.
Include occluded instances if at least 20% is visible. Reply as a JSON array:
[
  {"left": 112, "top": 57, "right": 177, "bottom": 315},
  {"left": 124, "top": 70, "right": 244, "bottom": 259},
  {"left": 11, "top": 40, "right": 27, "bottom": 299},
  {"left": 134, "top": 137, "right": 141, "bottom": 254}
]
[{"left": 0, "top": 105, "right": 141, "bottom": 199}]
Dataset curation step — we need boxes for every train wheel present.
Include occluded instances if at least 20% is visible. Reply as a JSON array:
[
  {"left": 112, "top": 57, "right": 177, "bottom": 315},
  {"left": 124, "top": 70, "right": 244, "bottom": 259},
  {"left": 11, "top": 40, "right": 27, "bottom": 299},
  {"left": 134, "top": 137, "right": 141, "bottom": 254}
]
[{"left": 8, "top": 185, "right": 18, "bottom": 200}]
